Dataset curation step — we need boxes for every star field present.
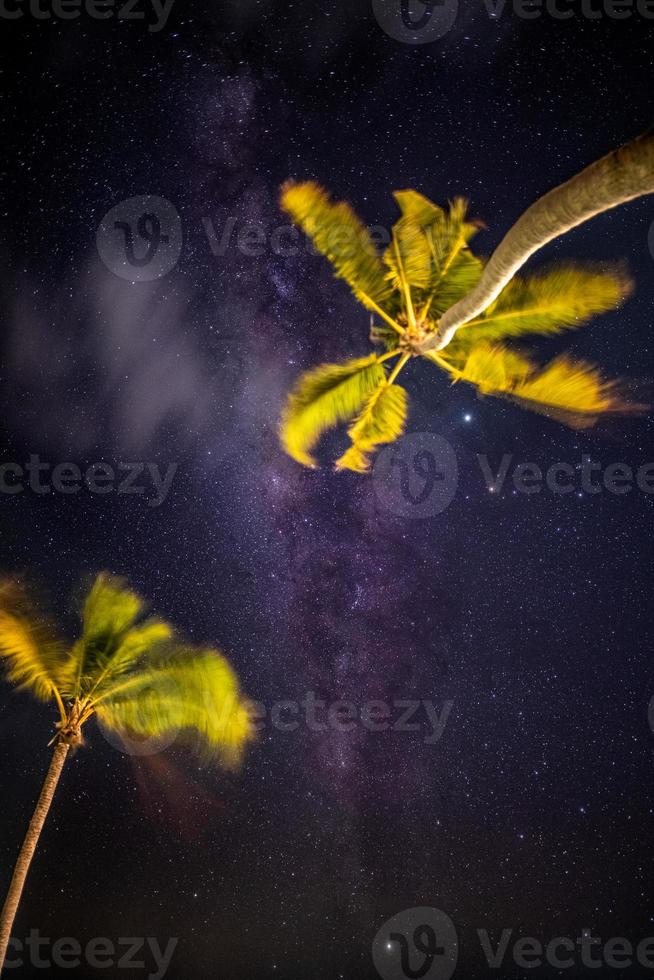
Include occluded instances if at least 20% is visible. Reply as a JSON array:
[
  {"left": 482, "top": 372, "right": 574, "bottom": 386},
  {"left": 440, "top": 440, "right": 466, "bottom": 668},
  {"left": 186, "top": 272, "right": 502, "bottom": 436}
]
[{"left": 1, "top": 2, "right": 654, "bottom": 978}]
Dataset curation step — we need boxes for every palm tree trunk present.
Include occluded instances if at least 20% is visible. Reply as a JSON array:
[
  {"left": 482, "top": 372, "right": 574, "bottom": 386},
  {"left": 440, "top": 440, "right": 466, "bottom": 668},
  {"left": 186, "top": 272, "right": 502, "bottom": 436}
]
[
  {"left": 0, "top": 741, "right": 70, "bottom": 974},
  {"left": 420, "top": 127, "right": 654, "bottom": 352}
]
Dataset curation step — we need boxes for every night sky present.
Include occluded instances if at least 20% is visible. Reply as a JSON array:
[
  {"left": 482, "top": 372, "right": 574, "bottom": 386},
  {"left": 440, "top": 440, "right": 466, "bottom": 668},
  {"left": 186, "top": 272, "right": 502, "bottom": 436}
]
[{"left": 1, "top": 2, "right": 654, "bottom": 978}]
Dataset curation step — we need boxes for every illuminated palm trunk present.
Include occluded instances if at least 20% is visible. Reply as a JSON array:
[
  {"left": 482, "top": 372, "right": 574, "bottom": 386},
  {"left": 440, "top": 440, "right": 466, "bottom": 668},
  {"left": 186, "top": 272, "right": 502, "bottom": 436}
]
[
  {"left": 420, "top": 127, "right": 654, "bottom": 352},
  {"left": 0, "top": 742, "right": 70, "bottom": 974}
]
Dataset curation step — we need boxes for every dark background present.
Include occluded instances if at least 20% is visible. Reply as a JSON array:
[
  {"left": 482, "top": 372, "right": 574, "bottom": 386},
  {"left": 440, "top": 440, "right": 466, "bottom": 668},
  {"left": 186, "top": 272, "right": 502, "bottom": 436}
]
[{"left": 1, "top": 1, "right": 654, "bottom": 977}]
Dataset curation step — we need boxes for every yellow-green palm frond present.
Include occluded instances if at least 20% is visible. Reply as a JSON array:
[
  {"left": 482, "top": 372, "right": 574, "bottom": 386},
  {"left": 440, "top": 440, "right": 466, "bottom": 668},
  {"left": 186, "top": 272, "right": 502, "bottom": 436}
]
[
  {"left": 383, "top": 195, "right": 482, "bottom": 322},
  {"left": 384, "top": 215, "right": 433, "bottom": 304},
  {"left": 82, "top": 620, "right": 173, "bottom": 702},
  {"left": 427, "top": 249, "right": 483, "bottom": 319},
  {"left": 450, "top": 264, "right": 632, "bottom": 346},
  {"left": 384, "top": 191, "right": 452, "bottom": 311},
  {"left": 394, "top": 189, "right": 446, "bottom": 226},
  {"left": 82, "top": 573, "right": 142, "bottom": 639},
  {"left": 503, "top": 355, "right": 637, "bottom": 426},
  {"left": 425, "top": 198, "right": 484, "bottom": 316},
  {"left": 336, "top": 381, "right": 409, "bottom": 473},
  {"left": 94, "top": 648, "right": 254, "bottom": 767},
  {"left": 0, "top": 581, "right": 69, "bottom": 702},
  {"left": 432, "top": 342, "right": 532, "bottom": 391},
  {"left": 280, "top": 181, "right": 395, "bottom": 316},
  {"left": 435, "top": 341, "right": 636, "bottom": 427},
  {"left": 427, "top": 198, "right": 481, "bottom": 273},
  {"left": 280, "top": 355, "right": 385, "bottom": 467},
  {"left": 67, "top": 573, "right": 164, "bottom": 699}
]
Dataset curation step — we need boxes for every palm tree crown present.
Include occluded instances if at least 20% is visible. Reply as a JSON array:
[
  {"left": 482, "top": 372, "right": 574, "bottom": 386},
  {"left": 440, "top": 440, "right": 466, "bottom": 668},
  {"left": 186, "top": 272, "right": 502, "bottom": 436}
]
[
  {"left": 0, "top": 573, "right": 252, "bottom": 761},
  {"left": 279, "top": 181, "right": 640, "bottom": 473}
]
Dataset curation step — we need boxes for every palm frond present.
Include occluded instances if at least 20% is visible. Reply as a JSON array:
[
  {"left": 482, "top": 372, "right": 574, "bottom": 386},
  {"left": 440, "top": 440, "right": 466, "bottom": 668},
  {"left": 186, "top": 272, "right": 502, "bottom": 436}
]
[
  {"left": 435, "top": 341, "right": 637, "bottom": 427},
  {"left": 68, "top": 573, "right": 145, "bottom": 698},
  {"left": 83, "top": 620, "right": 173, "bottom": 702},
  {"left": 384, "top": 218, "right": 433, "bottom": 304},
  {"left": 0, "top": 582, "right": 69, "bottom": 702},
  {"left": 336, "top": 381, "right": 409, "bottom": 473},
  {"left": 280, "top": 181, "right": 395, "bottom": 318},
  {"left": 427, "top": 249, "right": 484, "bottom": 319},
  {"left": 95, "top": 649, "right": 254, "bottom": 767},
  {"left": 280, "top": 356, "right": 385, "bottom": 467},
  {"left": 505, "top": 355, "right": 636, "bottom": 426},
  {"left": 384, "top": 191, "right": 448, "bottom": 308},
  {"left": 427, "top": 198, "right": 480, "bottom": 272},
  {"left": 425, "top": 198, "right": 484, "bottom": 316},
  {"left": 394, "top": 189, "right": 446, "bottom": 226},
  {"left": 450, "top": 264, "right": 632, "bottom": 346}
]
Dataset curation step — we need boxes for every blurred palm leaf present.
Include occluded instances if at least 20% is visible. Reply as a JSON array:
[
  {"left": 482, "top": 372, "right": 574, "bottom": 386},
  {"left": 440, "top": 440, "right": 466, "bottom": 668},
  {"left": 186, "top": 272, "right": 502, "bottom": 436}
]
[
  {"left": 280, "top": 355, "right": 385, "bottom": 467},
  {"left": 0, "top": 573, "right": 254, "bottom": 763},
  {"left": 393, "top": 189, "right": 445, "bottom": 226},
  {"left": 94, "top": 648, "right": 252, "bottom": 767},
  {"left": 66, "top": 573, "right": 171, "bottom": 699},
  {"left": 0, "top": 583, "right": 68, "bottom": 702},
  {"left": 280, "top": 181, "right": 396, "bottom": 322},
  {"left": 435, "top": 341, "right": 635, "bottom": 427},
  {"left": 336, "top": 381, "right": 409, "bottom": 473},
  {"left": 450, "top": 264, "right": 631, "bottom": 346},
  {"left": 384, "top": 203, "right": 434, "bottom": 299}
]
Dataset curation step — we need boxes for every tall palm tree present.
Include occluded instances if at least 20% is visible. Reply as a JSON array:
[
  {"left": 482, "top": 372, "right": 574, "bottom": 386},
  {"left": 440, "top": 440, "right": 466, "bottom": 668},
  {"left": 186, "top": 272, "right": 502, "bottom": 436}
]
[
  {"left": 279, "top": 179, "right": 643, "bottom": 473},
  {"left": 422, "top": 126, "right": 654, "bottom": 352},
  {"left": 0, "top": 573, "right": 253, "bottom": 973}
]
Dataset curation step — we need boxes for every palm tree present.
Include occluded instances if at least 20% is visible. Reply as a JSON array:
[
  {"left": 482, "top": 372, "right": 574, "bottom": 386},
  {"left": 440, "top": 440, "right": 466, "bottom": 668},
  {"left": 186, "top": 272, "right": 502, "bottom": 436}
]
[
  {"left": 422, "top": 126, "right": 654, "bottom": 352},
  {"left": 0, "top": 573, "right": 253, "bottom": 973},
  {"left": 279, "top": 178, "right": 643, "bottom": 473}
]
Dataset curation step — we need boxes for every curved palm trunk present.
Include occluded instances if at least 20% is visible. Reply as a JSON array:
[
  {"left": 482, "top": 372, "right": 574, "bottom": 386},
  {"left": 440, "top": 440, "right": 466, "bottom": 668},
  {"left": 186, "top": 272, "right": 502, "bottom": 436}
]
[
  {"left": 420, "top": 127, "right": 654, "bottom": 352},
  {"left": 0, "top": 741, "right": 70, "bottom": 974}
]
